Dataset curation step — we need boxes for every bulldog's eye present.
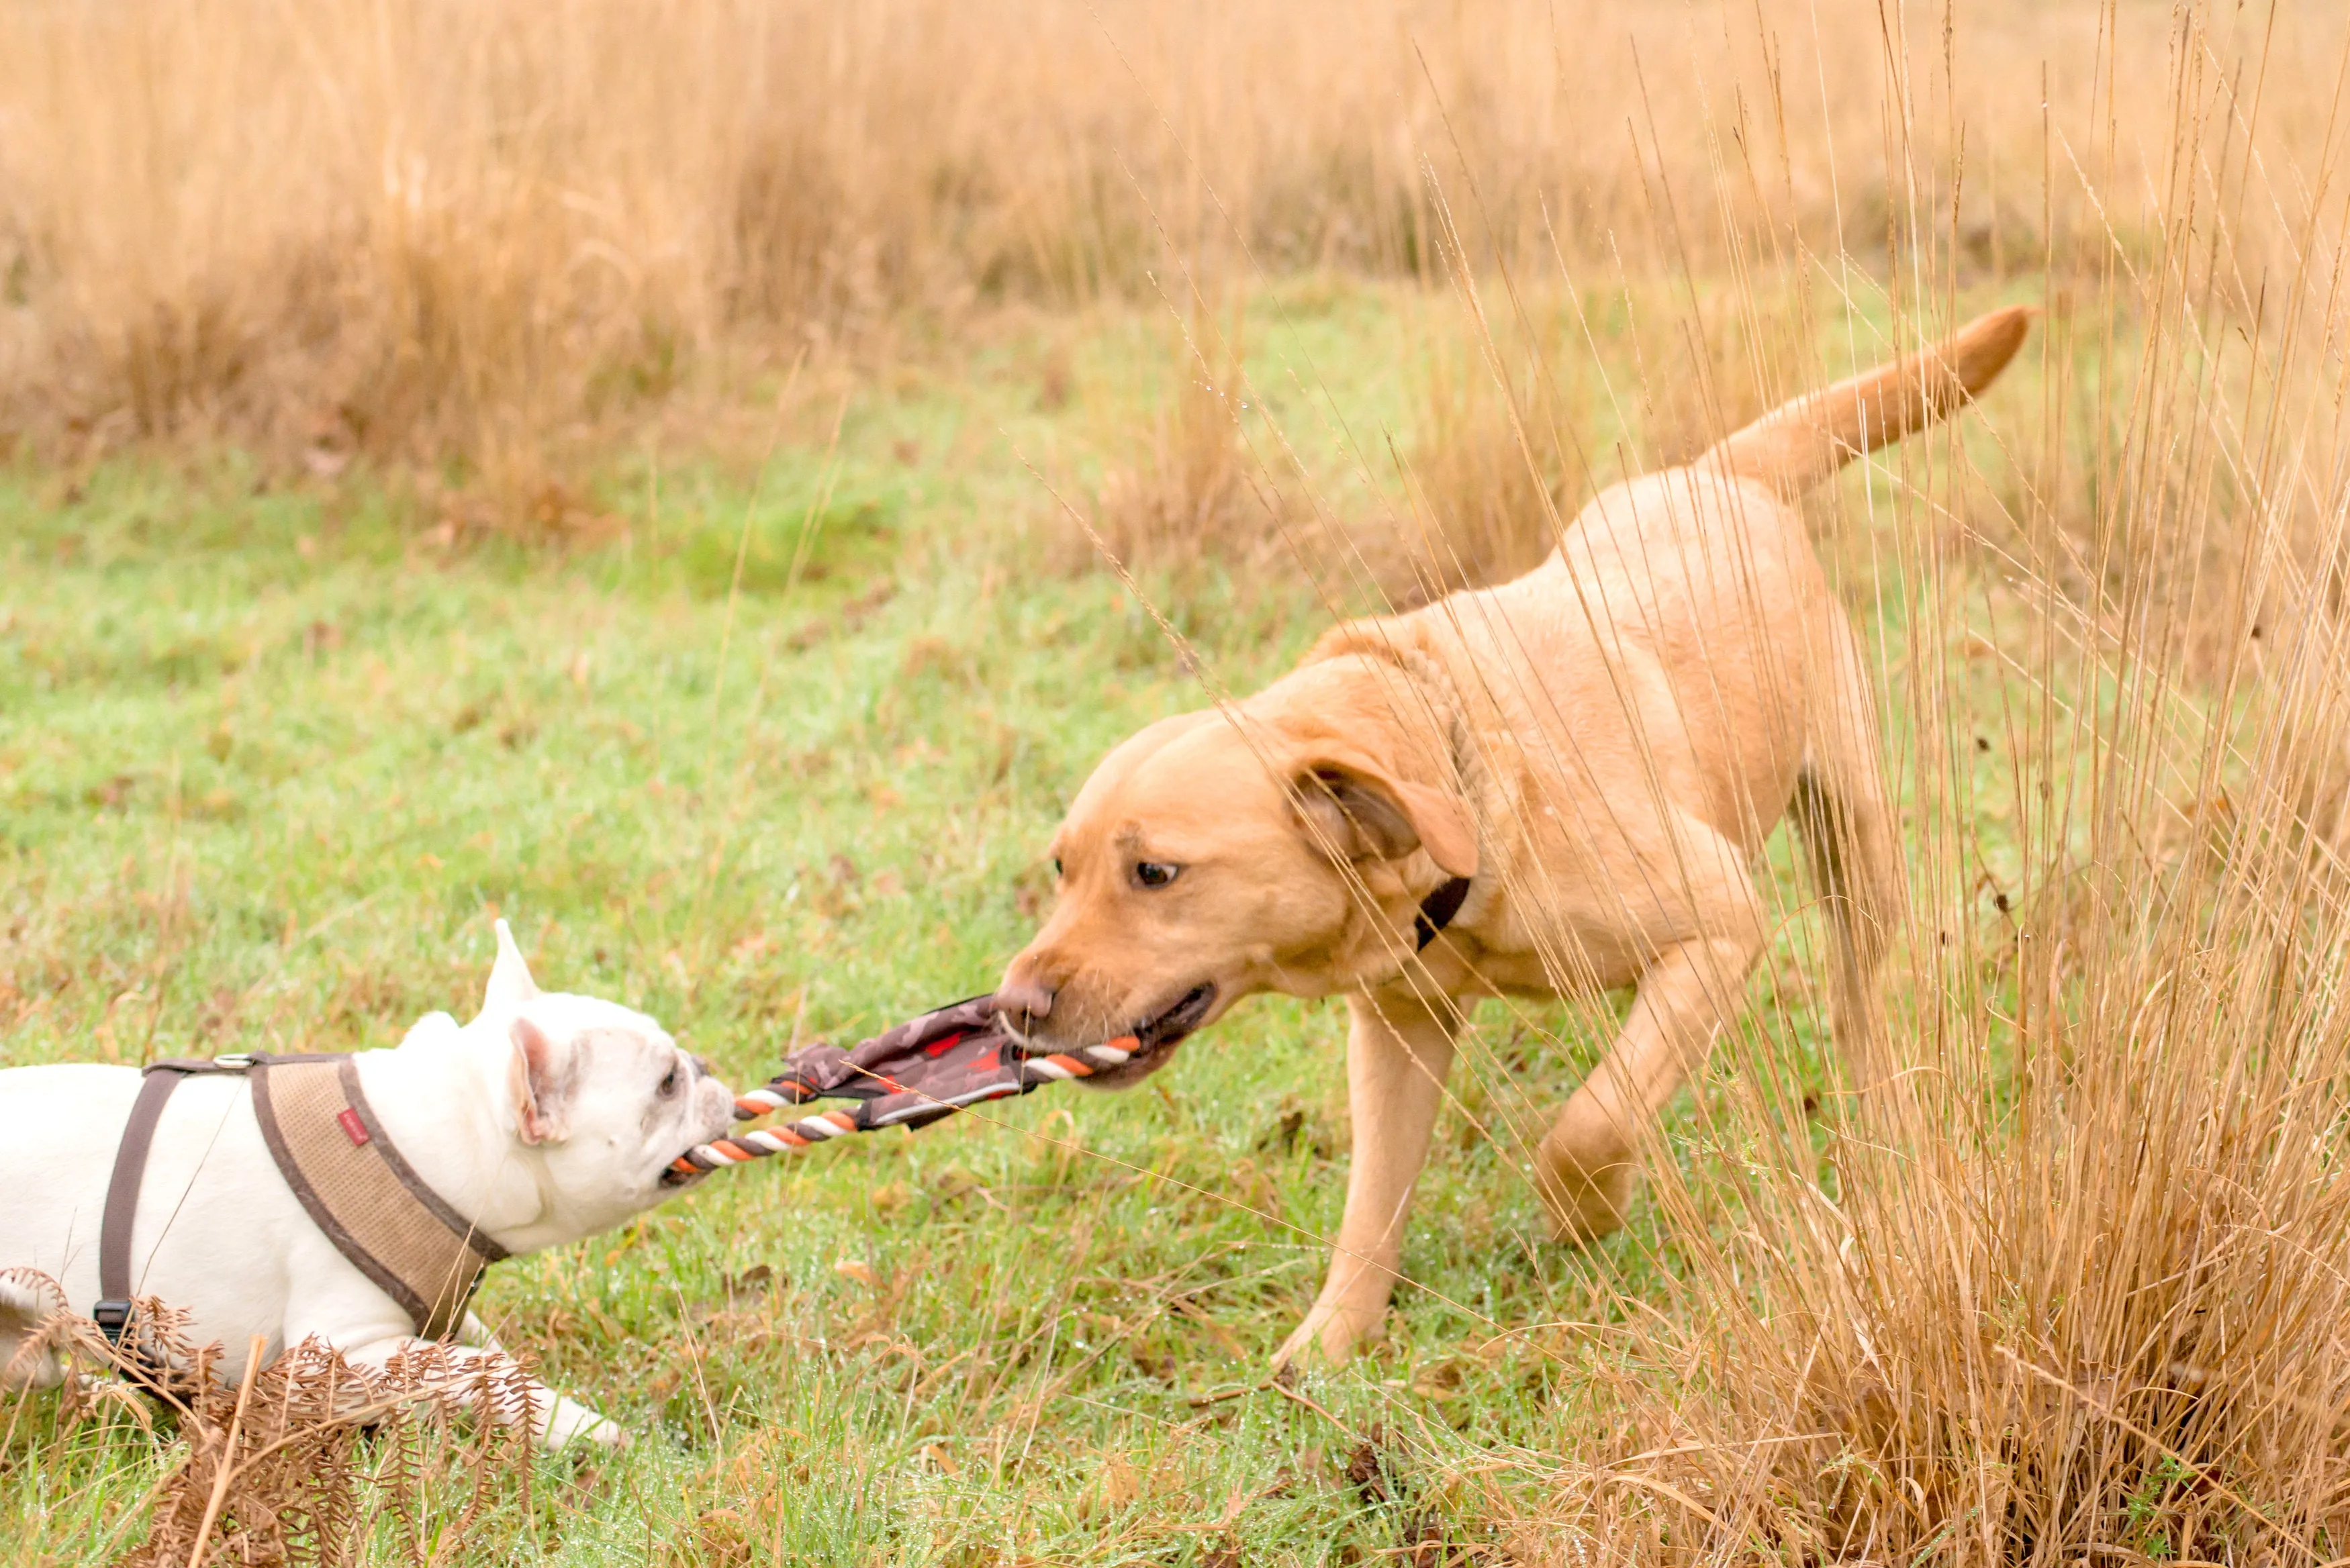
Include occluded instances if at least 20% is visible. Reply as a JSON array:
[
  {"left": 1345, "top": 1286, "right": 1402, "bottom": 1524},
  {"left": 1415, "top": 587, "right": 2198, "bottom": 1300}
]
[
  {"left": 1133, "top": 861, "right": 1180, "bottom": 889},
  {"left": 657, "top": 1066, "right": 681, "bottom": 1099}
]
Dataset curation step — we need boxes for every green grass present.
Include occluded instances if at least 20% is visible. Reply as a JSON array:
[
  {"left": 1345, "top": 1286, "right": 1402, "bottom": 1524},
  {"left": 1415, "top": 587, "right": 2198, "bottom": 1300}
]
[
  {"left": 0, "top": 291, "right": 1629, "bottom": 1567},
  {"left": 0, "top": 280, "right": 2052, "bottom": 1564}
]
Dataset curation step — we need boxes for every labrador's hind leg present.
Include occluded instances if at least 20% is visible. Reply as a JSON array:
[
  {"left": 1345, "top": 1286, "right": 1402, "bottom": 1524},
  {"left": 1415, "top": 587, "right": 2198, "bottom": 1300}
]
[{"left": 1792, "top": 614, "right": 1905, "bottom": 1095}]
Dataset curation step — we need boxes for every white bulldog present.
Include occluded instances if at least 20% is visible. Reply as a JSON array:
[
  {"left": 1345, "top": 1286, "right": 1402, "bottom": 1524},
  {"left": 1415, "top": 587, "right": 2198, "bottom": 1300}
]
[{"left": 0, "top": 922, "right": 735, "bottom": 1447}]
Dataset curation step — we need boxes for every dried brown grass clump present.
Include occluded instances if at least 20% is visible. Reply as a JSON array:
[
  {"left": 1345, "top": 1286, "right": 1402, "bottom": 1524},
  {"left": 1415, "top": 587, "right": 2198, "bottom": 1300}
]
[
  {"left": 1389, "top": 317, "right": 1581, "bottom": 601},
  {"left": 1086, "top": 313, "right": 1302, "bottom": 579},
  {"left": 1535, "top": 901, "right": 2350, "bottom": 1561},
  {"left": 2, "top": 1278, "right": 539, "bottom": 1568},
  {"left": 1088, "top": 324, "right": 1247, "bottom": 565}
]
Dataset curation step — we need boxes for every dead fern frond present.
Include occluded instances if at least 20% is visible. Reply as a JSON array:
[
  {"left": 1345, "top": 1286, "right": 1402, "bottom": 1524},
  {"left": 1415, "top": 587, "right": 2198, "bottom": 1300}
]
[{"left": 0, "top": 1285, "right": 545, "bottom": 1568}]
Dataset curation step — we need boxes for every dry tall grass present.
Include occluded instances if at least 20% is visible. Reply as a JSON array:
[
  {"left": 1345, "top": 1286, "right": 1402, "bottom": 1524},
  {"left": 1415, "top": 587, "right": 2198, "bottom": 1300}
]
[
  {"left": 2, "top": 0, "right": 2341, "bottom": 488},
  {"left": 1506, "top": 660, "right": 2350, "bottom": 1557},
  {"left": 1391, "top": 308, "right": 1579, "bottom": 600},
  {"left": 1088, "top": 306, "right": 1293, "bottom": 575},
  {"left": 1386, "top": 3, "right": 2350, "bottom": 1554}
]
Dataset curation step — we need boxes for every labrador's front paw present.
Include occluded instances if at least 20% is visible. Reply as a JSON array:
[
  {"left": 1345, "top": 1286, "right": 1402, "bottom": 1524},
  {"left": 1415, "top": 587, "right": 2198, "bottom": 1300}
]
[
  {"left": 1534, "top": 1144, "right": 1640, "bottom": 1244},
  {"left": 1270, "top": 1297, "right": 1380, "bottom": 1374}
]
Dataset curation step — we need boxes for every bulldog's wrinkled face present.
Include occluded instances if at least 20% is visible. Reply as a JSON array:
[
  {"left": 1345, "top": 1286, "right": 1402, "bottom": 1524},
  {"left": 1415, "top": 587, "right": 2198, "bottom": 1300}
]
[
  {"left": 474, "top": 924, "right": 736, "bottom": 1236},
  {"left": 995, "top": 684, "right": 1477, "bottom": 1087},
  {"left": 505, "top": 997, "right": 736, "bottom": 1220}
]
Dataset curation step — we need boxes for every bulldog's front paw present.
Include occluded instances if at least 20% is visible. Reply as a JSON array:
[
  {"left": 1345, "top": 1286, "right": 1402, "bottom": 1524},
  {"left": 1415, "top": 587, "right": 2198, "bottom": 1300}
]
[
  {"left": 540, "top": 1394, "right": 630, "bottom": 1452},
  {"left": 1270, "top": 1297, "right": 1380, "bottom": 1373}
]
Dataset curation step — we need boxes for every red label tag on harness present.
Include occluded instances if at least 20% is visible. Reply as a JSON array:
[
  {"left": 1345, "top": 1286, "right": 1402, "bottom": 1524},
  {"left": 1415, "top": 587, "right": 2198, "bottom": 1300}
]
[{"left": 336, "top": 1108, "right": 371, "bottom": 1147}]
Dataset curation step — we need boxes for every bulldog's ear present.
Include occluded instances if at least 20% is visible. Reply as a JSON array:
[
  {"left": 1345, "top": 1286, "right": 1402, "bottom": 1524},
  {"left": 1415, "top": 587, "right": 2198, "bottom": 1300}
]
[
  {"left": 507, "top": 1016, "right": 582, "bottom": 1144},
  {"left": 483, "top": 919, "right": 541, "bottom": 1013},
  {"left": 1289, "top": 752, "right": 1478, "bottom": 878}
]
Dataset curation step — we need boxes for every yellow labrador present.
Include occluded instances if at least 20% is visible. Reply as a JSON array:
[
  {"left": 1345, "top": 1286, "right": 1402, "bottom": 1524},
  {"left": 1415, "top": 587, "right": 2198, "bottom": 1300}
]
[{"left": 998, "top": 307, "right": 2031, "bottom": 1367}]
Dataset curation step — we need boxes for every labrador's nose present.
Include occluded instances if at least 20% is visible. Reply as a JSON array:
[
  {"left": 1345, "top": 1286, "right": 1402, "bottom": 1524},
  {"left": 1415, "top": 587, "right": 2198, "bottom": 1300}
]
[{"left": 994, "top": 971, "right": 1056, "bottom": 1034}]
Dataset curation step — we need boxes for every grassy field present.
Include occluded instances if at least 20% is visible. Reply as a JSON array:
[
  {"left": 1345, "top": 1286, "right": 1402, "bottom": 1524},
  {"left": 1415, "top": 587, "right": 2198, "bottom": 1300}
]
[
  {"left": 2, "top": 284, "right": 1760, "bottom": 1563},
  {"left": 9, "top": 1, "right": 2350, "bottom": 1563},
  {"left": 7, "top": 279, "right": 2342, "bottom": 1568}
]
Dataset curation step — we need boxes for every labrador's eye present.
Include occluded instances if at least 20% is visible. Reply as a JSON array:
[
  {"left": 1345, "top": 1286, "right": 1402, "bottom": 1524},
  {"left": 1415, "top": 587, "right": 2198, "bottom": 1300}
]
[
  {"left": 1051, "top": 857, "right": 1064, "bottom": 879},
  {"left": 1133, "top": 861, "right": 1180, "bottom": 889},
  {"left": 658, "top": 1067, "right": 681, "bottom": 1098}
]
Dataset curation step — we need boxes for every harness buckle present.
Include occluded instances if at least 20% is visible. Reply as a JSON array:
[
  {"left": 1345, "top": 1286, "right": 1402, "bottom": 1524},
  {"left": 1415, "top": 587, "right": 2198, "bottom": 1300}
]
[
  {"left": 91, "top": 1298, "right": 134, "bottom": 1344},
  {"left": 211, "top": 1053, "right": 255, "bottom": 1070}
]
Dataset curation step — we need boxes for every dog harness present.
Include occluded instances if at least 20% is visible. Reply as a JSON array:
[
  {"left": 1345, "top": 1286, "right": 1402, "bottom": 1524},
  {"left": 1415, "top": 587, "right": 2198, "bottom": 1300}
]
[
  {"left": 673, "top": 877, "right": 1475, "bottom": 1177},
  {"left": 95, "top": 1054, "right": 509, "bottom": 1347}
]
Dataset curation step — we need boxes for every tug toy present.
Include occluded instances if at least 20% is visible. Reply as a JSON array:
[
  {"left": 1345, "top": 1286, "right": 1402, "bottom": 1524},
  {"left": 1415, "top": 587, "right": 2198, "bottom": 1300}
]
[{"left": 670, "top": 995, "right": 1137, "bottom": 1176}]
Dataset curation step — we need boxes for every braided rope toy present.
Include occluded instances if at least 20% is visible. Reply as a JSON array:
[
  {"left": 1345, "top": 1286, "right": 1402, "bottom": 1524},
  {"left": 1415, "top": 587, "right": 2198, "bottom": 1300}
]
[{"left": 670, "top": 995, "right": 1139, "bottom": 1176}]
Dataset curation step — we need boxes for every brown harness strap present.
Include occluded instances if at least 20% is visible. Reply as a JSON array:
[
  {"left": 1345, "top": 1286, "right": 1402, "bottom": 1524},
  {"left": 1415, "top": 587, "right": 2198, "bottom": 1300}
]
[
  {"left": 250, "top": 1055, "right": 508, "bottom": 1340},
  {"left": 94, "top": 1053, "right": 508, "bottom": 1347}
]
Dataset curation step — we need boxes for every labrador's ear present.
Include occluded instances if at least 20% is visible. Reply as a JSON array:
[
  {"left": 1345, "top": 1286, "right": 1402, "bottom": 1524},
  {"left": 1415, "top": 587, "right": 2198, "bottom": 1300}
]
[
  {"left": 1288, "top": 752, "right": 1478, "bottom": 878},
  {"left": 483, "top": 918, "right": 541, "bottom": 1014},
  {"left": 508, "top": 1016, "right": 582, "bottom": 1144}
]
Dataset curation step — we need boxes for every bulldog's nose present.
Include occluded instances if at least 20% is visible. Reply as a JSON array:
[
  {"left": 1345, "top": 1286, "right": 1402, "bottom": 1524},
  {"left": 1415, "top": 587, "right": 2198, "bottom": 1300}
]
[{"left": 995, "top": 972, "right": 1056, "bottom": 1032}]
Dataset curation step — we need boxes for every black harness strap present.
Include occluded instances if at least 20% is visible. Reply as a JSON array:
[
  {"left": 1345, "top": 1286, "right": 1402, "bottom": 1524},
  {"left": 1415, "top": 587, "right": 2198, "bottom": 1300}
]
[
  {"left": 95, "top": 1056, "right": 253, "bottom": 1345},
  {"left": 1413, "top": 876, "right": 1474, "bottom": 950}
]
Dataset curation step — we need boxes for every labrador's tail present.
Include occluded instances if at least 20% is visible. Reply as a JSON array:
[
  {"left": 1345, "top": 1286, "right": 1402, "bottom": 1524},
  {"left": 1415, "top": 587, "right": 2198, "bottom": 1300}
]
[{"left": 1705, "top": 305, "right": 2033, "bottom": 497}]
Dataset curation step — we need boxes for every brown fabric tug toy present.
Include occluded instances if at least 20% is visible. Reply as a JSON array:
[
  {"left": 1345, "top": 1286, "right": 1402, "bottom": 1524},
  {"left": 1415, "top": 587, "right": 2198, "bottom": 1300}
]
[{"left": 669, "top": 995, "right": 1136, "bottom": 1175}]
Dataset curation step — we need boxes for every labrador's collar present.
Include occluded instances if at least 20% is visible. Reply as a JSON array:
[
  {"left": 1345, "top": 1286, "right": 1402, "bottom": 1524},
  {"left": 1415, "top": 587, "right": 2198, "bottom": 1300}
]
[{"left": 1413, "top": 875, "right": 1474, "bottom": 950}]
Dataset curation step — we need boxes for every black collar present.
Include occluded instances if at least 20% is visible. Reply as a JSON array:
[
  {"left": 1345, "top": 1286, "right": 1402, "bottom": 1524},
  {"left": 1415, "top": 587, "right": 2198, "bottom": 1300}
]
[{"left": 1412, "top": 876, "right": 1473, "bottom": 950}]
